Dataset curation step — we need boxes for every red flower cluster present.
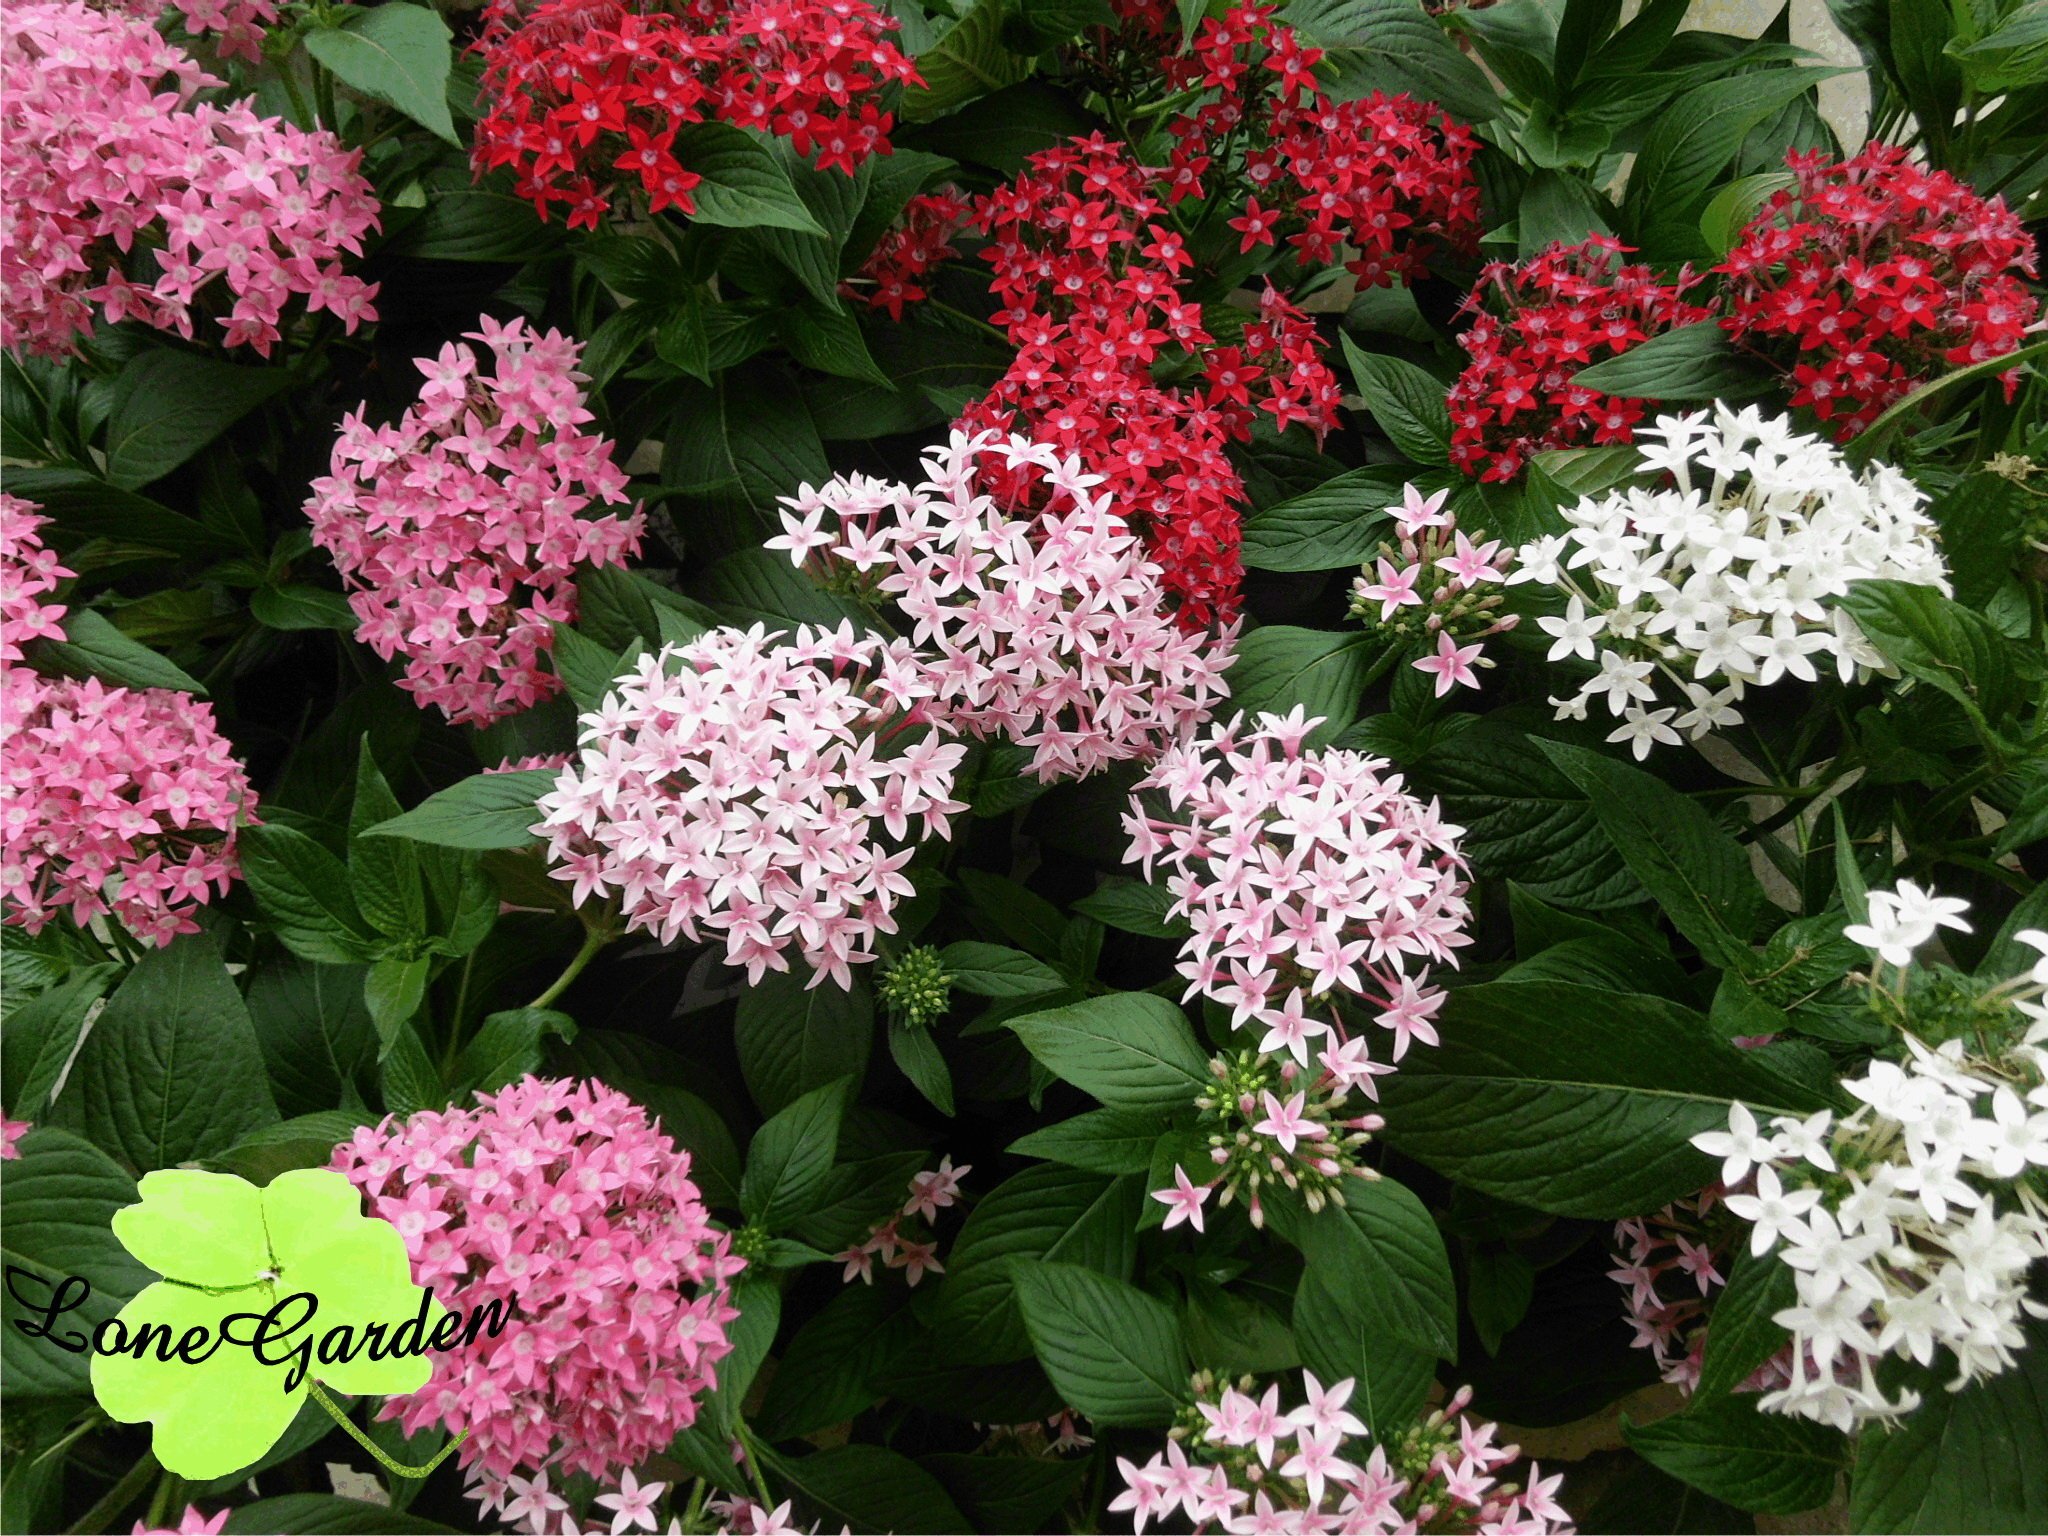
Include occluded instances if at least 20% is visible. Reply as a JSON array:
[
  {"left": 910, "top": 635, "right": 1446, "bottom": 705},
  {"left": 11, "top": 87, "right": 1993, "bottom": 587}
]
[
  {"left": 1717, "top": 144, "right": 2041, "bottom": 437},
  {"left": 854, "top": 186, "right": 970, "bottom": 321},
  {"left": 953, "top": 136, "right": 1339, "bottom": 625},
  {"left": 1447, "top": 237, "right": 1711, "bottom": 482},
  {"left": 471, "top": 0, "right": 917, "bottom": 229},
  {"left": 1145, "top": 0, "right": 1482, "bottom": 286}
]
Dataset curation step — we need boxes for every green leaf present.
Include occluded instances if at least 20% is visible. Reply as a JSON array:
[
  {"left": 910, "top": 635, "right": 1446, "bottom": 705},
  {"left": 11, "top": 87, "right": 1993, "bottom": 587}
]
[
  {"left": 922, "top": 1453, "right": 1088, "bottom": 1534},
  {"left": 675, "top": 123, "right": 827, "bottom": 234},
  {"left": 1241, "top": 466, "right": 1408, "bottom": 571},
  {"left": 1291, "top": 1263, "right": 1435, "bottom": 1439},
  {"left": 448, "top": 1008, "right": 576, "bottom": 1095},
  {"left": 1626, "top": 1397, "right": 1844, "bottom": 1514},
  {"left": 363, "top": 769, "right": 554, "bottom": 850},
  {"left": 0, "top": 467, "right": 234, "bottom": 557},
  {"left": 937, "top": 941, "right": 1066, "bottom": 998},
  {"left": 102, "top": 352, "right": 293, "bottom": 491},
  {"left": 573, "top": 564, "right": 719, "bottom": 653},
  {"left": 1224, "top": 627, "right": 1383, "bottom": 740},
  {"left": 1009, "top": 993, "right": 1210, "bottom": 1110},
  {"left": 1340, "top": 337, "right": 1452, "bottom": 464},
  {"left": 1570, "top": 322, "right": 1770, "bottom": 401},
  {"left": 1837, "top": 577, "right": 2031, "bottom": 727},
  {"left": 734, "top": 966, "right": 872, "bottom": 1115},
  {"left": 1850, "top": 1316, "right": 2048, "bottom": 1532},
  {"left": 888, "top": 1022, "right": 956, "bottom": 1115},
  {"left": 1287, "top": 0, "right": 1499, "bottom": 120},
  {"left": 1947, "top": 1, "right": 2048, "bottom": 90},
  {"left": 755, "top": 1284, "right": 917, "bottom": 1439},
  {"left": 1013, "top": 1262, "right": 1189, "bottom": 1427},
  {"left": 1007, "top": 1106, "right": 1169, "bottom": 1173},
  {"left": 1698, "top": 171, "right": 1794, "bottom": 257},
  {"left": 785, "top": 303, "right": 892, "bottom": 387},
  {"left": 1467, "top": 1247, "right": 1536, "bottom": 1355},
  {"left": 1694, "top": 1246, "right": 1797, "bottom": 1399},
  {"left": 49, "top": 934, "right": 280, "bottom": 1171},
  {"left": 900, "top": 0, "right": 1032, "bottom": 121},
  {"left": 363, "top": 955, "right": 429, "bottom": 1051},
  {"left": 1538, "top": 740, "right": 1762, "bottom": 971},
  {"left": 1072, "top": 875, "right": 1190, "bottom": 939},
  {"left": 663, "top": 373, "right": 832, "bottom": 554},
  {"left": 931, "top": 1166, "right": 1140, "bottom": 1363},
  {"left": 240, "top": 824, "right": 382, "bottom": 964},
  {"left": 222, "top": 1496, "right": 461, "bottom": 1534},
  {"left": 38, "top": 608, "right": 206, "bottom": 694},
  {"left": 1376, "top": 980, "right": 1833, "bottom": 1216},
  {"left": 349, "top": 745, "right": 423, "bottom": 941},
  {"left": 250, "top": 584, "right": 357, "bottom": 633},
  {"left": 244, "top": 959, "right": 376, "bottom": 1118},
  {"left": 1273, "top": 1179, "right": 1458, "bottom": 1357},
  {"left": 1, "top": 967, "right": 117, "bottom": 1122},
  {"left": 740, "top": 1077, "right": 851, "bottom": 1227},
  {"left": 767, "top": 1444, "right": 971, "bottom": 1535},
  {"left": 1, "top": 1129, "right": 151, "bottom": 1398},
  {"left": 303, "top": 2, "right": 458, "bottom": 144}
]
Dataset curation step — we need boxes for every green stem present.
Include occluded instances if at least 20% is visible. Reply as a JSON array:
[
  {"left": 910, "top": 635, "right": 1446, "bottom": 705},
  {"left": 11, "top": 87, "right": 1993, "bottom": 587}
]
[
  {"left": 306, "top": 1382, "right": 467, "bottom": 1481},
  {"left": 442, "top": 952, "right": 477, "bottom": 1076},
  {"left": 734, "top": 1424, "right": 779, "bottom": 1514},
  {"left": 278, "top": 64, "right": 317, "bottom": 130},
  {"left": 66, "top": 1453, "right": 159, "bottom": 1535},
  {"left": 526, "top": 922, "right": 612, "bottom": 1010},
  {"left": 928, "top": 300, "right": 1011, "bottom": 346}
]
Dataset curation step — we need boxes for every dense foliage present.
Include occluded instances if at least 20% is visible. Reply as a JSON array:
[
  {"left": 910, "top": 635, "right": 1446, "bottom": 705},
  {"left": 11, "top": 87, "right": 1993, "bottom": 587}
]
[{"left": 2, "top": 0, "right": 2046, "bottom": 1531}]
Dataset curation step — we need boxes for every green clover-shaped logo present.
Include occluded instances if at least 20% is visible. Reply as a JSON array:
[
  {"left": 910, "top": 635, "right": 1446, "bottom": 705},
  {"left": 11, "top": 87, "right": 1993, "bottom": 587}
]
[{"left": 91, "top": 1168, "right": 446, "bottom": 1480}]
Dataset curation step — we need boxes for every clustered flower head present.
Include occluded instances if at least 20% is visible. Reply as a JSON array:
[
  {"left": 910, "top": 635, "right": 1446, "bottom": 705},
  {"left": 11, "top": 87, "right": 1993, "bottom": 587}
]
[
  {"left": 333, "top": 1076, "right": 745, "bottom": 1490},
  {"left": 471, "top": 0, "right": 917, "bottom": 229},
  {"left": 2, "top": 1119, "right": 29, "bottom": 1160},
  {"left": 1126, "top": 708, "right": 1472, "bottom": 1083},
  {"left": 1510, "top": 404, "right": 1950, "bottom": 757},
  {"left": 1347, "top": 484, "right": 1516, "bottom": 698},
  {"left": 1181, "top": 1048, "right": 1388, "bottom": 1227},
  {"left": 533, "top": 623, "right": 967, "bottom": 988},
  {"left": 772, "top": 430, "right": 1236, "bottom": 782},
  {"left": 1693, "top": 888, "right": 2048, "bottom": 1431},
  {"left": 1112, "top": 1373, "right": 1571, "bottom": 1533},
  {"left": 138, "top": 0, "right": 279, "bottom": 61},
  {"left": 849, "top": 185, "right": 970, "bottom": 320},
  {"left": 1, "top": 496, "right": 70, "bottom": 665},
  {"left": 876, "top": 944, "right": 953, "bottom": 1028},
  {"left": 129, "top": 1509, "right": 228, "bottom": 1536},
  {"left": 830, "top": 1155, "right": 968, "bottom": 1285},
  {"left": 306, "top": 316, "right": 645, "bottom": 728},
  {"left": 1718, "top": 144, "right": 2041, "bottom": 438},
  {"left": 1, "top": 0, "right": 378, "bottom": 357},
  {"left": 1448, "top": 237, "right": 1711, "bottom": 482},
  {"left": 1610, "top": 1188, "right": 1793, "bottom": 1394},
  {"left": 1, "top": 675, "right": 257, "bottom": 946}
]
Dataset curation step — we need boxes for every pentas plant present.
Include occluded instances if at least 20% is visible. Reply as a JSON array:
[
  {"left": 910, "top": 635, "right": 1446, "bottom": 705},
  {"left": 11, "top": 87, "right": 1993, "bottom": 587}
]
[
  {"left": 306, "top": 316, "right": 645, "bottom": 727},
  {"left": 0, "top": 495, "right": 71, "bottom": 665},
  {"left": 770, "top": 430, "right": 1236, "bottom": 782},
  {"left": 1347, "top": 483, "right": 1516, "bottom": 698},
  {"left": 532, "top": 623, "right": 968, "bottom": 987},
  {"left": 1610, "top": 1188, "right": 1794, "bottom": 1395},
  {"left": 830, "top": 1156, "right": 968, "bottom": 1285},
  {"left": 333, "top": 1076, "right": 744, "bottom": 1498},
  {"left": 470, "top": 0, "right": 917, "bottom": 227},
  {"left": 1719, "top": 144, "right": 2042, "bottom": 437},
  {"left": 1509, "top": 403, "right": 1950, "bottom": 757},
  {"left": 1447, "top": 237, "right": 1711, "bottom": 483},
  {"left": 0, "top": 0, "right": 378, "bottom": 356},
  {"left": 1113, "top": 1373, "right": 1569, "bottom": 1534},
  {"left": 1695, "top": 888, "right": 2048, "bottom": 1431}
]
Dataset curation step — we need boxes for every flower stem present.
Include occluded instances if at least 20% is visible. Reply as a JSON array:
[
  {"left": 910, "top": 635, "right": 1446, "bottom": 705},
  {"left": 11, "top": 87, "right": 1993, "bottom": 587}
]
[
  {"left": 526, "top": 918, "right": 614, "bottom": 1010},
  {"left": 65, "top": 1452, "right": 158, "bottom": 1535},
  {"left": 306, "top": 1382, "right": 467, "bottom": 1481}
]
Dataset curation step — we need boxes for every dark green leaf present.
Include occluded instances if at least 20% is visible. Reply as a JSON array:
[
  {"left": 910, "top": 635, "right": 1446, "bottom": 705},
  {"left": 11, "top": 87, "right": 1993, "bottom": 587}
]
[
  {"left": 938, "top": 941, "right": 1065, "bottom": 998},
  {"left": 1571, "top": 322, "right": 1770, "bottom": 401},
  {"left": 1241, "top": 466, "right": 1408, "bottom": 571},
  {"left": 303, "top": 3, "right": 459, "bottom": 144},
  {"left": 740, "top": 1076, "right": 851, "bottom": 1226},
  {"left": 38, "top": 608, "right": 206, "bottom": 694},
  {"left": 451, "top": 1008, "right": 576, "bottom": 1095},
  {"left": 363, "top": 769, "right": 555, "bottom": 850},
  {"left": 1340, "top": 337, "right": 1452, "bottom": 464},
  {"left": 1007, "top": 1106, "right": 1170, "bottom": 1173},
  {"left": 241, "top": 823, "right": 382, "bottom": 964},
  {"left": 675, "top": 123, "right": 827, "bottom": 234},
  {"left": 102, "top": 352, "right": 293, "bottom": 490},
  {"left": 735, "top": 966, "right": 872, "bottom": 1115},
  {"left": 1014, "top": 1262, "right": 1189, "bottom": 1426},
  {"left": 1224, "top": 627, "right": 1383, "bottom": 740},
  {"left": 1009, "top": 993, "right": 1210, "bottom": 1110},
  {"left": 1627, "top": 1394, "right": 1843, "bottom": 1515}
]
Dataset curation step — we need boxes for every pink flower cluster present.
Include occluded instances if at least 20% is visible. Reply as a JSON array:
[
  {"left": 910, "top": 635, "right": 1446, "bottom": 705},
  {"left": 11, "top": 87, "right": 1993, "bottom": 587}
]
[
  {"left": 532, "top": 623, "right": 968, "bottom": 988},
  {"left": 130, "top": 1509, "right": 227, "bottom": 1536},
  {"left": 1113, "top": 1377, "right": 1570, "bottom": 1533},
  {"left": 306, "top": 317, "right": 645, "bottom": 728},
  {"left": 1, "top": 496, "right": 71, "bottom": 665},
  {"left": 833, "top": 1155, "right": 969, "bottom": 1285},
  {"left": 770, "top": 430, "right": 1236, "bottom": 784},
  {"left": 1611, "top": 1188, "right": 1791, "bottom": 1395},
  {"left": 1, "top": 1, "right": 378, "bottom": 357},
  {"left": 147, "top": 0, "right": 279, "bottom": 61},
  {"left": 1124, "top": 708, "right": 1472, "bottom": 1081},
  {"left": 332, "top": 1076, "right": 744, "bottom": 1488},
  {"left": 1, "top": 674, "right": 257, "bottom": 946},
  {"left": 2, "top": 1119, "right": 28, "bottom": 1160},
  {"left": 1347, "top": 484, "right": 1516, "bottom": 699}
]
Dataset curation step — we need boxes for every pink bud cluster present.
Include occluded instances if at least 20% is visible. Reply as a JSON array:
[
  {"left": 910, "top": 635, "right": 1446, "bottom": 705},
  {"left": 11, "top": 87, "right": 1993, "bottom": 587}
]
[
  {"left": 1347, "top": 484, "right": 1516, "bottom": 699},
  {"left": 832, "top": 1155, "right": 969, "bottom": 1285},
  {"left": 770, "top": 430, "right": 1236, "bottom": 783},
  {"left": 1, "top": 0, "right": 378, "bottom": 357},
  {"left": 1113, "top": 1375, "right": 1571, "bottom": 1533},
  {"left": 332, "top": 1076, "right": 744, "bottom": 1489},
  {"left": 1124, "top": 709, "right": 1472, "bottom": 1082},
  {"left": 1, "top": 674, "right": 257, "bottom": 947},
  {"left": 306, "top": 316, "right": 645, "bottom": 728},
  {"left": 532, "top": 623, "right": 968, "bottom": 988},
  {"left": 0, "top": 496, "right": 71, "bottom": 664},
  {"left": 1610, "top": 1189, "right": 1793, "bottom": 1395}
]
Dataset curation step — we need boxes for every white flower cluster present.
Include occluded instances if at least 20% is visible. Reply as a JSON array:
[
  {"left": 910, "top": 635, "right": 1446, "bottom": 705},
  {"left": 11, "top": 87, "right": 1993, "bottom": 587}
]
[
  {"left": 1511, "top": 404, "right": 1948, "bottom": 758},
  {"left": 1693, "top": 894, "right": 2048, "bottom": 1432}
]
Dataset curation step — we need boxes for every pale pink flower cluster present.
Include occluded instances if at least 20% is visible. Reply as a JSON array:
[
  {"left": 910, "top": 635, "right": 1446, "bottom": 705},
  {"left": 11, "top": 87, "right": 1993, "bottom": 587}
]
[
  {"left": 1611, "top": 1189, "right": 1792, "bottom": 1394},
  {"left": 1347, "top": 485, "right": 1516, "bottom": 698},
  {"left": 1, "top": 0, "right": 378, "bottom": 357},
  {"left": 1124, "top": 708, "right": 1472, "bottom": 1081},
  {"left": 307, "top": 317, "right": 644, "bottom": 727},
  {"left": 1113, "top": 1378, "right": 1570, "bottom": 1534},
  {"left": 771, "top": 429, "right": 1235, "bottom": 783},
  {"left": 332, "top": 1076, "right": 745, "bottom": 1489},
  {"left": 129, "top": 1508, "right": 227, "bottom": 1536},
  {"left": 0, "top": 497, "right": 71, "bottom": 664},
  {"left": 153, "top": 0, "right": 279, "bottom": 61},
  {"left": 2, "top": 1119, "right": 28, "bottom": 1159},
  {"left": 1, "top": 675, "right": 257, "bottom": 945},
  {"left": 533, "top": 624, "right": 968, "bottom": 988},
  {"left": 834, "top": 1155, "right": 969, "bottom": 1284}
]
